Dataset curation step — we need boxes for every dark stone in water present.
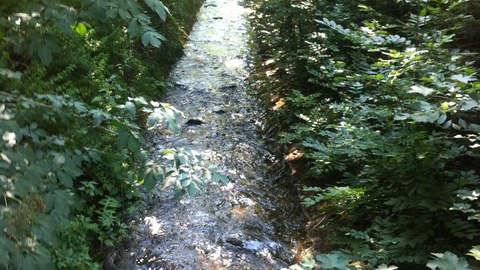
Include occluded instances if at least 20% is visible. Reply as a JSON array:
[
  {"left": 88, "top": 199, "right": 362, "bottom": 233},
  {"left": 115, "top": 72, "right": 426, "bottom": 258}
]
[
  {"left": 225, "top": 236, "right": 244, "bottom": 247},
  {"left": 185, "top": 118, "right": 205, "bottom": 126},
  {"left": 214, "top": 109, "right": 227, "bottom": 114},
  {"left": 213, "top": 16, "right": 223, "bottom": 20},
  {"left": 220, "top": 84, "right": 237, "bottom": 90}
]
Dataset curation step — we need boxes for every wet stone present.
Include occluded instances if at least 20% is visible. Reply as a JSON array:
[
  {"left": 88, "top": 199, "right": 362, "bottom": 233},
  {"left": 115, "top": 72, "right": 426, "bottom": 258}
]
[
  {"left": 185, "top": 118, "right": 206, "bottom": 126},
  {"left": 225, "top": 235, "right": 244, "bottom": 247}
]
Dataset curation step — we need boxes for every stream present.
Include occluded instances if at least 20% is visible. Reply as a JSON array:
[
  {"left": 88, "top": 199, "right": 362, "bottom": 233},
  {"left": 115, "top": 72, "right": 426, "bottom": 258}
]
[{"left": 108, "top": 0, "right": 304, "bottom": 269}]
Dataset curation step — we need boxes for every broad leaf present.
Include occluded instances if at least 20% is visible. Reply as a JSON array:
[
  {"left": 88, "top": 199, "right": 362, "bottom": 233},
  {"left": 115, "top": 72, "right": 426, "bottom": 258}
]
[
  {"left": 57, "top": 171, "right": 73, "bottom": 188},
  {"left": 74, "top": 22, "right": 88, "bottom": 36},
  {"left": 467, "top": 246, "right": 480, "bottom": 261},
  {"left": 426, "top": 251, "right": 469, "bottom": 270},
  {"left": 124, "top": 101, "right": 136, "bottom": 118},
  {"left": 0, "top": 68, "right": 22, "bottom": 79},
  {"left": 37, "top": 37, "right": 60, "bottom": 65},
  {"left": 128, "top": 18, "right": 141, "bottom": 38},
  {"left": 213, "top": 173, "right": 229, "bottom": 184},
  {"left": 315, "top": 252, "right": 350, "bottom": 269},
  {"left": 141, "top": 31, "right": 166, "bottom": 48},
  {"left": 143, "top": 0, "right": 167, "bottom": 21},
  {"left": 376, "top": 264, "right": 398, "bottom": 270},
  {"left": 451, "top": 74, "right": 475, "bottom": 84},
  {"left": 461, "top": 99, "right": 478, "bottom": 111},
  {"left": 409, "top": 85, "right": 435, "bottom": 96}
]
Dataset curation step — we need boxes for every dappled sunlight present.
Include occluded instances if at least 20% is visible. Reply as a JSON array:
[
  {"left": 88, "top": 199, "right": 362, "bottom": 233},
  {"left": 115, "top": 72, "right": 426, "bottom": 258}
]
[
  {"left": 144, "top": 216, "right": 165, "bottom": 235},
  {"left": 114, "top": 0, "right": 304, "bottom": 268}
]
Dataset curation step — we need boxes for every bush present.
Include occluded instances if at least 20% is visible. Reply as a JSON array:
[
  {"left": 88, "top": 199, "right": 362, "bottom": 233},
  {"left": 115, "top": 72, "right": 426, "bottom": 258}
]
[
  {"left": 0, "top": 0, "right": 205, "bottom": 268},
  {"left": 249, "top": 0, "right": 480, "bottom": 268}
]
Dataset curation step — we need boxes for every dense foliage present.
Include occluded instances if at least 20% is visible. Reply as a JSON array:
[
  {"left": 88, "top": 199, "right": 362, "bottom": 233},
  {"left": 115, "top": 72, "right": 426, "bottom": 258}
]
[
  {"left": 249, "top": 0, "right": 480, "bottom": 269},
  {"left": 0, "top": 0, "right": 205, "bottom": 268}
]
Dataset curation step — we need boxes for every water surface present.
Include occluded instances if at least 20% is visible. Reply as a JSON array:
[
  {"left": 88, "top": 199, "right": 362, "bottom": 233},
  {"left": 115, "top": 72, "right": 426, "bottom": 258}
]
[{"left": 109, "top": 1, "right": 304, "bottom": 268}]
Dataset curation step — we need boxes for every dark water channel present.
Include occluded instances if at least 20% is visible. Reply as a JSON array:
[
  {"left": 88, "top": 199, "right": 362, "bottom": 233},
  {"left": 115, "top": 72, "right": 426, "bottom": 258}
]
[{"left": 110, "top": 0, "right": 305, "bottom": 269}]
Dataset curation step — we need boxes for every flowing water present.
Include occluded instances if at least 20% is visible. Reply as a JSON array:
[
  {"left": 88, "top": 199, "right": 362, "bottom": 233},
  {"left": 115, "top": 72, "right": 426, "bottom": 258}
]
[{"left": 108, "top": 0, "right": 304, "bottom": 269}]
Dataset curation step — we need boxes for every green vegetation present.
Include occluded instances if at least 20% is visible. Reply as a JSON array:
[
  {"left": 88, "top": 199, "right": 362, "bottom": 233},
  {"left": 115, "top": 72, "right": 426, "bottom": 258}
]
[
  {"left": 249, "top": 0, "right": 480, "bottom": 269},
  {"left": 0, "top": 0, "right": 206, "bottom": 268}
]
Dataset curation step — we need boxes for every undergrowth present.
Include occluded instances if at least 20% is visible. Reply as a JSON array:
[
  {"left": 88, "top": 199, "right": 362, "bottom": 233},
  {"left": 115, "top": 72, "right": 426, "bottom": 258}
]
[
  {"left": 249, "top": 0, "right": 480, "bottom": 269},
  {"left": 0, "top": 0, "right": 208, "bottom": 268}
]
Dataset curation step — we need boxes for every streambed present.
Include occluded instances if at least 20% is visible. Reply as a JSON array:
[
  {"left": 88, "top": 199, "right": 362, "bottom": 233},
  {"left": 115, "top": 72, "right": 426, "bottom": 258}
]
[{"left": 108, "top": 0, "right": 304, "bottom": 269}]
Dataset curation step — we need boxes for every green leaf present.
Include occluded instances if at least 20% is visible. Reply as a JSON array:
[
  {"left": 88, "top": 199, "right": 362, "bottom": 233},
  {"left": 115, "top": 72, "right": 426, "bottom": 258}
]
[
  {"left": 451, "top": 74, "right": 475, "bottom": 84},
  {"left": 213, "top": 173, "right": 229, "bottom": 184},
  {"left": 118, "top": 8, "right": 131, "bottom": 19},
  {"left": 37, "top": 37, "right": 60, "bottom": 66},
  {"left": 141, "top": 31, "right": 166, "bottom": 48},
  {"left": 63, "top": 161, "right": 83, "bottom": 178},
  {"left": 143, "top": 163, "right": 164, "bottom": 190},
  {"left": 106, "top": 8, "right": 118, "bottom": 18},
  {"left": 427, "top": 251, "right": 469, "bottom": 270},
  {"left": 144, "top": 172, "right": 156, "bottom": 190},
  {"left": 315, "top": 252, "right": 349, "bottom": 269},
  {"left": 0, "top": 68, "right": 22, "bottom": 79},
  {"left": 57, "top": 171, "right": 73, "bottom": 188},
  {"left": 0, "top": 237, "right": 13, "bottom": 268},
  {"left": 53, "top": 153, "right": 66, "bottom": 165},
  {"left": 437, "top": 113, "right": 447, "bottom": 125},
  {"left": 74, "top": 22, "right": 88, "bottom": 36},
  {"left": 147, "top": 110, "right": 164, "bottom": 127},
  {"left": 461, "top": 100, "right": 478, "bottom": 111},
  {"left": 124, "top": 101, "right": 136, "bottom": 118},
  {"left": 73, "top": 101, "right": 87, "bottom": 113},
  {"left": 128, "top": 18, "right": 140, "bottom": 38},
  {"left": 467, "top": 246, "right": 480, "bottom": 261},
  {"left": 409, "top": 85, "right": 435, "bottom": 96},
  {"left": 419, "top": 7, "right": 427, "bottom": 16},
  {"left": 54, "top": 190, "right": 73, "bottom": 217},
  {"left": 128, "top": 136, "right": 140, "bottom": 153},
  {"left": 187, "top": 183, "right": 197, "bottom": 196},
  {"left": 143, "top": 0, "right": 167, "bottom": 21},
  {"left": 376, "top": 264, "right": 398, "bottom": 270},
  {"left": 91, "top": 109, "right": 109, "bottom": 125},
  {"left": 297, "top": 257, "right": 318, "bottom": 268},
  {"left": 32, "top": 244, "right": 54, "bottom": 269},
  {"left": 87, "top": 149, "right": 101, "bottom": 162},
  {"left": 117, "top": 125, "right": 129, "bottom": 149}
]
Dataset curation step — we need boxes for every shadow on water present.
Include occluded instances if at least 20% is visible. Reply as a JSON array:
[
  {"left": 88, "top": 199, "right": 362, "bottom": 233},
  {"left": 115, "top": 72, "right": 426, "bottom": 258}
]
[{"left": 108, "top": 0, "right": 306, "bottom": 269}]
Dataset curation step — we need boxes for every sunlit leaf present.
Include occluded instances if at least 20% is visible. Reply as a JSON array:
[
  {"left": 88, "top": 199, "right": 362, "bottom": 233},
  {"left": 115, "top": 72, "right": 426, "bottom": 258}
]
[
  {"left": 467, "top": 246, "right": 480, "bottom": 261},
  {"left": 75, "top": 22, "right": 87, "bottom": 36},
  {"left": 376, "top": 264, "right": 398, "bottom": 270},
  {"left": 124, "top": 101, "right": 136, "bottom": 118},
  {"left": 409, "top": 85, "right": 435, "bottom": 96},
  {"left": 0, "top": 68, "right": 22, "bottom": 79},
  {"left": 427, "top": 251, "right": 469, "bottom": 270},
  {"left": 451, "top": 74, "right": 475, "bottom": 83},
  {"left": 53, "top": 153, "right": 66, "bottom": 165}
]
